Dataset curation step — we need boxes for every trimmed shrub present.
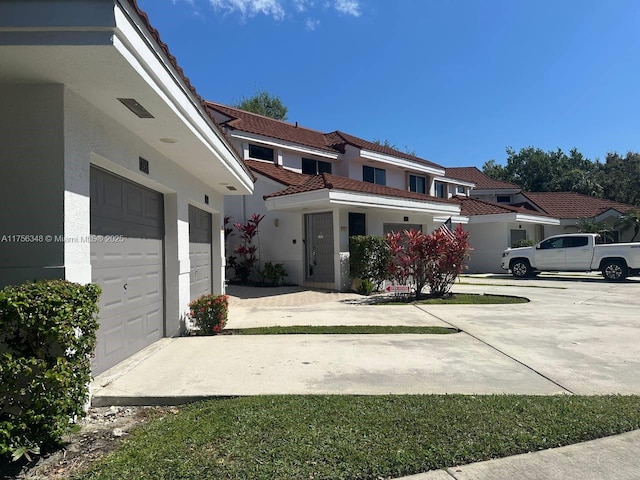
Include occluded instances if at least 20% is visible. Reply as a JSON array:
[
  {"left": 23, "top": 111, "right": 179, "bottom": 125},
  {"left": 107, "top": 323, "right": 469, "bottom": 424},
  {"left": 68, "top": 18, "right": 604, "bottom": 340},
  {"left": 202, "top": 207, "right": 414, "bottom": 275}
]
[
  {"left": 349, "top": 235, "right": 390, "bottom": 290},
  {"left": 513, "top": 239, "right": 536, "bottom": 248},
  {"left": 258, "top": 261, "right": 288, "bottom": 286},
  {"left": 0, "top": 280, "right": 101, "bottom": 461},
  {"left": 188, "top": 294, "right": 229, "bottom": 335}
]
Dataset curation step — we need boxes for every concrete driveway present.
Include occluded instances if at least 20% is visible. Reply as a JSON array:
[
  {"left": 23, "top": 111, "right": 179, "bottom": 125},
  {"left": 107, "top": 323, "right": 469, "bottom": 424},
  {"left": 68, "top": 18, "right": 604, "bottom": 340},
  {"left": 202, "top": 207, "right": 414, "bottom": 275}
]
[{"left": 92, "top": 273, "right": 640, "bottom": 405}]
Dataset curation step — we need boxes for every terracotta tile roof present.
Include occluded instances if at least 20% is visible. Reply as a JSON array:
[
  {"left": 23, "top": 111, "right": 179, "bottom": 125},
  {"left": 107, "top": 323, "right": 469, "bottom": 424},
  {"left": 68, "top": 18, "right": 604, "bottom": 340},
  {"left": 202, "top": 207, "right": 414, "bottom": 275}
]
[
  {"left": 330, "top": 131, "right": 444, "bottom": 170},
  {"left": 205, "top": 102, "right": 339, "bottom": 154},
  {"left": 446, "top": 167, "right": 521, "bottom": 190},
  {"left": 125, "top": 1, "right": 250, "bottom": 178},
  {"left": 520, "top": 192, "right": 637, "bottom": 219},
  {"left": 453, "top": 196, "right": 554, "bottom": 217},
  {"left": 246, "top": 160, "right": 309, "bottom": 186},
  {"left": 265, "top": 173, "right": 456, "bottom": 205},
  {"left": 204, "top": 103, "right": 445, "bottom": 169}
]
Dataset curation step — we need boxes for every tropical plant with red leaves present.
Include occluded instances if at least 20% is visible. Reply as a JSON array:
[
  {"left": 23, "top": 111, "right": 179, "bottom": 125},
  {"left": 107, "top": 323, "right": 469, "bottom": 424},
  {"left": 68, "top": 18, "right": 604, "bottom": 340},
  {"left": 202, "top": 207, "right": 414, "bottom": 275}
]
[
  {"left": 232, "top": 213, "right": 264, "bottom": 284},
  {"left": 386, "top": 225, "right": 470, "bottom": 299}
]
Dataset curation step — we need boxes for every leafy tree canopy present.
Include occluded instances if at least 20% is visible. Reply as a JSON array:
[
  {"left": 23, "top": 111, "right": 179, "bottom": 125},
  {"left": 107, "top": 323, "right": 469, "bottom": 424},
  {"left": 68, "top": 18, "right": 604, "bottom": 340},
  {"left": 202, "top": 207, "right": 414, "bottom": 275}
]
[
  {"left": 233, "top": 90, "right": 288, "bottom": 120},
  {"left": 373, "top": 139, "right": 417, "bottom": 157}
]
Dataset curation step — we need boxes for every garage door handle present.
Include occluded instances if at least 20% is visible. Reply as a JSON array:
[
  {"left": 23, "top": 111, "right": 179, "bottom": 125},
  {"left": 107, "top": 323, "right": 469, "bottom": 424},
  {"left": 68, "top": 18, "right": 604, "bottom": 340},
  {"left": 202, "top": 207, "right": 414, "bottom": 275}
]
[{"left": 123, "top": 283, "right": 128, "bottom": 291}]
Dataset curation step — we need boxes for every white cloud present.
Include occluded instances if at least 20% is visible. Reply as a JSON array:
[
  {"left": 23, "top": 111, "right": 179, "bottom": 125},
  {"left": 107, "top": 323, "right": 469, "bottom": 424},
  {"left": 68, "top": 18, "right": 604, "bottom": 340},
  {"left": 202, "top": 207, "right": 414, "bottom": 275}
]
[
  {"left": 293, "top": 0, "right": 314, "bottom": 12},
  {"left": 169, "top": 0, "right": 362, "bottom": 24},
  {"left": 208, "top": 0, "right": 286, "bottom": 20},
  {"left": 334, "top": 0, "right": 360, "bottom": 17},
  {"left": 305, "top": 17, "right": 320, "bottom": 30}
]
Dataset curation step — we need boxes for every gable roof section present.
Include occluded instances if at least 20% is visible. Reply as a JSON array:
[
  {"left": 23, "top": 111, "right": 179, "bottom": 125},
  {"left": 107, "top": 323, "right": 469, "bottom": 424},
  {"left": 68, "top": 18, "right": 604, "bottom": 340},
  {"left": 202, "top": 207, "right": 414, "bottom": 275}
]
[
  {"left": 446, "top": 167, "right": 521, "bottom": 190},
  {"left": 205, "top": 102, "right": 338, "bottom": 154},
  {"left": 265, "top": 173, "right": 456, "bottom": 204},
  {"left": 453, "top": 196, "right": 554, "bottom": 217},
  {"left": 520, "top": 192, "right": 637, "bottom": 219},
  {"left": 246, "top": 160, "right": 308, "bottom": 186},
  {"left": 205, "top": 103, "right": 445, "bottom": 169},
  {"left": 330, "top": 131, "right": 444, "bottom": 170}
]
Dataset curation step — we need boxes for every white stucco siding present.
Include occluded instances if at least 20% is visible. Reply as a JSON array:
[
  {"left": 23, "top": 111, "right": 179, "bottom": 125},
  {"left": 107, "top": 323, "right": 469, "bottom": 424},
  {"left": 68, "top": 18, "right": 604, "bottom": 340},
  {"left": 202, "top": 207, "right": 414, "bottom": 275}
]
[
  {"left": 0, "top": 85, "right": 66, "bottom": 288},
  {"left": 225, "top": 177, "right": 305, "bottom": 285},
  {"left": 465, "top": 223, "right": 510, "bottom": 273},
  {"left": 62, "top": 87, "right": 227, "bottom": 335}
]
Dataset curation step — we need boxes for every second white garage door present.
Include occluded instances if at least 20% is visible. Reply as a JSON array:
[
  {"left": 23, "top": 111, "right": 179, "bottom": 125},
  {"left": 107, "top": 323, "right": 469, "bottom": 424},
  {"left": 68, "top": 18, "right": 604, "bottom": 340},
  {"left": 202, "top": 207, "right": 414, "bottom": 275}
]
[
  {"left": 90, "top": 167, "right": 164, "bottom": 375},
  {"left": 189, "top": 205, "right": 212, "bottom": 301}
]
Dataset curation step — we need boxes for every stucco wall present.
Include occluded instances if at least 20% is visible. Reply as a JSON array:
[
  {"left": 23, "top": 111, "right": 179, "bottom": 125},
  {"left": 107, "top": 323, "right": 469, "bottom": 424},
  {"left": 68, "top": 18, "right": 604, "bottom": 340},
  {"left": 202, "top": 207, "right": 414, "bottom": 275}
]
[
  {"left": 0, "top": 85, "right": 66, "bottom": 287},
  {"left": 224, "top": 177, "right": 305, "bottom": 285},
  {"left": 63, "top": 87, "right": 227, "bottom": 336},
  {"left": 0, "top": 84, "right": 230, "bottom": 338}
]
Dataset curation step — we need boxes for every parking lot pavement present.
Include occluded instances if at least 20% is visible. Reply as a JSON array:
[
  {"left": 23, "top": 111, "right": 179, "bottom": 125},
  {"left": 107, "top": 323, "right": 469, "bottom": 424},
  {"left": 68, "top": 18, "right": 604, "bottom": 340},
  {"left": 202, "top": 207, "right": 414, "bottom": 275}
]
[{"left": 93, "top": 274, "right": 640, "bottom": 405}]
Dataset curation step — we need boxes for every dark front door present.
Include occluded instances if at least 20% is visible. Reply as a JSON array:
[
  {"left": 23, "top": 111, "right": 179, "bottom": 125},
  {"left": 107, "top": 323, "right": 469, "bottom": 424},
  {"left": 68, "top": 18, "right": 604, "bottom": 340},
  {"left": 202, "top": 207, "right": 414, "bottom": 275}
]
[{"left": 305, "top": 212, "right": 334, "bottom": 283}]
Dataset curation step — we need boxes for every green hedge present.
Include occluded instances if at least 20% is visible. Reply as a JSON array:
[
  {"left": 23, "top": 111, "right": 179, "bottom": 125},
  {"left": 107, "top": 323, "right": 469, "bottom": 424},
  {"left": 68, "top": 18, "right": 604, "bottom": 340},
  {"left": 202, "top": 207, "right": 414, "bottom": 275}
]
[
  {"left": 349, "top": 235, "right": 390, "bottom": 290},
  {"left": 0, "top": 280, "right": 101, "bottom": 461}
]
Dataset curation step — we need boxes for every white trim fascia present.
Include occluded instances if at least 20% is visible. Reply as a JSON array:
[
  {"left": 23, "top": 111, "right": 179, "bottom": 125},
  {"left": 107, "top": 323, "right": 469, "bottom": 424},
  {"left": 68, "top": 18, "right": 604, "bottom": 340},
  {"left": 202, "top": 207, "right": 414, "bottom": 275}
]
[
  {"left": 434, "top": 215, "right": 470, "bottom": 225},
  {"left": 360, "top": 149, "right": 445, "bottom": 176},
  {"left": 471, "top": 188, "right": 521, "bottom": 196},
  {"left": 230, "top": 131, "right": 340, "bottom": 160},
  {"left": 114, "top": 3, "right": 253, "bottom": 193},
  {"left": 433, "top": 176, "right": 476, "bottom": 188},
  {"left": 265, "top": 189, "right": 460, "bottom": 215},
  {"left": 468, "top": 213, "right": 559, "bottom": 225}
]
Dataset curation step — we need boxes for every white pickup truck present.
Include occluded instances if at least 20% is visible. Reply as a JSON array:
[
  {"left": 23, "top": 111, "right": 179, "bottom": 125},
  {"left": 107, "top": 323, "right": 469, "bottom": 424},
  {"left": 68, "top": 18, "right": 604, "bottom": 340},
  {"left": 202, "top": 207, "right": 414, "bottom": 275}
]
[{"left": 501, "top": 233, "right": 640, "bottom": 281}]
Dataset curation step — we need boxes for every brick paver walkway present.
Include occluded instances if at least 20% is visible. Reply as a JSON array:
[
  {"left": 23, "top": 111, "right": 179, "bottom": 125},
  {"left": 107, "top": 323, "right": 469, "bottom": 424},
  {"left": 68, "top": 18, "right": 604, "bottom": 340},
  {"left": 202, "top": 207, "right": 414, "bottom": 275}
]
[{"left": 226, "top": 284, "right": 361, "bottom": 308}]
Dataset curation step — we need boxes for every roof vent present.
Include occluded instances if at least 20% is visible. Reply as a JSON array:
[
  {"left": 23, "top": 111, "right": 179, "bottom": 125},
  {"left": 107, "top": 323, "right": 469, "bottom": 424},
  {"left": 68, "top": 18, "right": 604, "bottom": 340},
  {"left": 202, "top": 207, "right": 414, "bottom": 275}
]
[
  {"left": 226, "top": 186, "right": 237, "bottom": 191},
  {"left": 118, "top": 98, "right": 154, "bottom": 118}
]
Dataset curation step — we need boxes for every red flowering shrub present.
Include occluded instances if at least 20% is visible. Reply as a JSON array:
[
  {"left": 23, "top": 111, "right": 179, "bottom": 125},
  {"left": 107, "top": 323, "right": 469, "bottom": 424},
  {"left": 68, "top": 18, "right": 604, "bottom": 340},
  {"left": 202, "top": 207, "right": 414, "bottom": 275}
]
[
  {"left": 232, "top": 213, "right": 264, "bottom": 284},
  {"left": 188, "top": 294, "right": 229, "bottom": 335},
  {"left": 386, "top": 225, "right": 470, "bottom": 299}
]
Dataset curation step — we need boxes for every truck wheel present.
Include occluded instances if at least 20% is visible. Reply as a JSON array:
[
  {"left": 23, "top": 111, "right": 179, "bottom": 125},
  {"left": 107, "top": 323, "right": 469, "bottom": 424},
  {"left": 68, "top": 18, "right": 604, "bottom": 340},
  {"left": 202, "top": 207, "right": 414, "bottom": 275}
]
[
  {"left": 511, "top": 259, "right": 531, "bottom": 278},
  {"left": 602, "top": 260, "right": 628, "bottom": 282}
]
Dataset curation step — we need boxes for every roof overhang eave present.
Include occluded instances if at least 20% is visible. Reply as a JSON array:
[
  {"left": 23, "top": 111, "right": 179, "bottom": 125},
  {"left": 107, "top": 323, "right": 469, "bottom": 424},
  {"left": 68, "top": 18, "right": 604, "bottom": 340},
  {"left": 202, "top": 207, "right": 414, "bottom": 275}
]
[{"left": 265, "top": 189, "right": 461, "bottom": 215}]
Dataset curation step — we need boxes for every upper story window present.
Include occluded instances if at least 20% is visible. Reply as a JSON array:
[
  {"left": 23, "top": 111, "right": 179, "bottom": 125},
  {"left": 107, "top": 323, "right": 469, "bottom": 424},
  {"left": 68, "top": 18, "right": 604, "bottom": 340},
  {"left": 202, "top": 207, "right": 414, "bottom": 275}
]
[
  {"left": 496, "top": 195, "right": 511, "bottom": 203},
  {"left": 434, "top": 181, "right": 446, "bottom": 198},
  {"left": 302, "top": 158, "right": 332, "bottom": 175},
  {"left": 363, "top": 165, "right": 386, "bottom": 186},
  {"left": 249, "top": 144, "right": 274, "bottom": 162},
  {"left": 456, "top": 186, "right": 466, "bottom": 195},
  {"left": 409, "top": 174, "right": 426, "bottom": 194}
]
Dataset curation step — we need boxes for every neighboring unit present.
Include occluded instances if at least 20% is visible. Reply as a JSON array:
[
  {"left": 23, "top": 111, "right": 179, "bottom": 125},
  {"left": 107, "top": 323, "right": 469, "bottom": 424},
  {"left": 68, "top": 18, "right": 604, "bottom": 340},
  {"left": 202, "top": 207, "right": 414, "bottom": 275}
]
[
  {"left": 501, "top": 234, "right": 640, "bottom": 280},
  {"left": 0, "top": 0, "right": 253, "bottom": 374}
]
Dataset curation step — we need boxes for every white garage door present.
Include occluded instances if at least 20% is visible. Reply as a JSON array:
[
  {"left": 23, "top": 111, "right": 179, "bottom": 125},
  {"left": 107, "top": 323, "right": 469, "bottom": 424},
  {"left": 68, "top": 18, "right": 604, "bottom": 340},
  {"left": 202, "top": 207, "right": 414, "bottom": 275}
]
[
  {"left": 90, "top": 167, "right": 164, "bottom": 375},
  {"left": 189, "top": 205, "right": 212, "bottom": 301}
]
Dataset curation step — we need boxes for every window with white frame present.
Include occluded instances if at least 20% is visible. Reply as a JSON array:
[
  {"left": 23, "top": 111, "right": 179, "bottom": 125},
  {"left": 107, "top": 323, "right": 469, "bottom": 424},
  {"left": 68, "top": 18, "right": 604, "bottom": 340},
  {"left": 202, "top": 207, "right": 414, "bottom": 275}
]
[
  {"left": 363, "top": 165, "right": 386, "bottom": 185},
  {"left": 456, "top": 185, "right": 465, "bottom": 194},
  {"left": 248, "top": 144, "right": 274, "bottom": 162},
  {"left": 434, "top": 181, "right": 446, "bottom": 198},
  {"left": 409, "top": 174, "right": 427, "bottom": 194},
  {"left": 302, "top": 158, "right": 332, "bottom": 175}
]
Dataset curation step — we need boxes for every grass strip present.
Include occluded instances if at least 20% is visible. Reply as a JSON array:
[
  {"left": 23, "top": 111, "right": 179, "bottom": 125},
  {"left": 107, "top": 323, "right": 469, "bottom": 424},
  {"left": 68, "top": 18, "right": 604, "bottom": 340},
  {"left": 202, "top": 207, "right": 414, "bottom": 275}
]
[
  {"left": 223, "top": 325, "right": 458, "bottom": 335},
  {"left": 377, "top": 293, "right": 529, "bottom": 305},
  {"left": 77, "top": 395, "right": 640, "bottom": 480}
]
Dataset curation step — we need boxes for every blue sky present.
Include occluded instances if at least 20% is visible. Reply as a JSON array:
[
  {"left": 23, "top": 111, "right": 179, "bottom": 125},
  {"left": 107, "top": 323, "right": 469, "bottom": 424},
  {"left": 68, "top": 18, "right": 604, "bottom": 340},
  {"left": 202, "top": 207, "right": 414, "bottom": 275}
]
[{"left": 138, "top": 0, "right": 640, "bottom": 168}]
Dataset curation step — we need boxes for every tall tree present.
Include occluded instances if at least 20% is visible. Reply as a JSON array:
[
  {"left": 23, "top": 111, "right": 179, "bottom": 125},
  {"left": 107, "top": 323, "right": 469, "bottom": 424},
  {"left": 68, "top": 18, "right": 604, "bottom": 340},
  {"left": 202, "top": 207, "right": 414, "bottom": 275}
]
[
  {"left": 598, "top": 152, "right": 640, "bottom": 206},
  {"left": 233, "top": 91, "right": 288, "bottom": 120},
  {"left": 483, "top": 146, "right": 602, "bottom": 195}
]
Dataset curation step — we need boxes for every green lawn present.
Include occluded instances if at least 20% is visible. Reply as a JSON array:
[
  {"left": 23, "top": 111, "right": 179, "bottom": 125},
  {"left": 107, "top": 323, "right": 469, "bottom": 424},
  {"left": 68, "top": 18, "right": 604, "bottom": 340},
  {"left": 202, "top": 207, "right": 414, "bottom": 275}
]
[
  {"left": 77, "top": 395, "right": 640, "bottom": 480},
  {"left": 224, "top": 325, "right": 458, "bottom": 335},
  {"left": 378, "top": 293, "right": 529, "bottom": 305}
]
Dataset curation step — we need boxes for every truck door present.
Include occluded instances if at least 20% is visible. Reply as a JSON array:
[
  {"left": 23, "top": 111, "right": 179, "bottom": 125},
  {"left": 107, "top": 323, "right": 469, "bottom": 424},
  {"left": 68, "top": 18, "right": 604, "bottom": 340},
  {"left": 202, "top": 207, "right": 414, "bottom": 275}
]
[
  {"left": 564, "top": 236, "right": 593, "bottom": 270},
  {"left": 535, "top": 236, "right": 567, "bottom": 270}
]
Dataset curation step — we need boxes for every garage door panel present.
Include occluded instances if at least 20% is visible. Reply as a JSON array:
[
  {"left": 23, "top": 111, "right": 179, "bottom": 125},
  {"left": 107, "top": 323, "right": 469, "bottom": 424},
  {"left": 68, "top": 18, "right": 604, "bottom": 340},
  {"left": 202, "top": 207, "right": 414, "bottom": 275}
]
[
  {"left": 189, "top": 205, "right": 212, "bottom": 301},
  {"left": 91, "top": 167, "right": 164, "bottom": 375}
]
